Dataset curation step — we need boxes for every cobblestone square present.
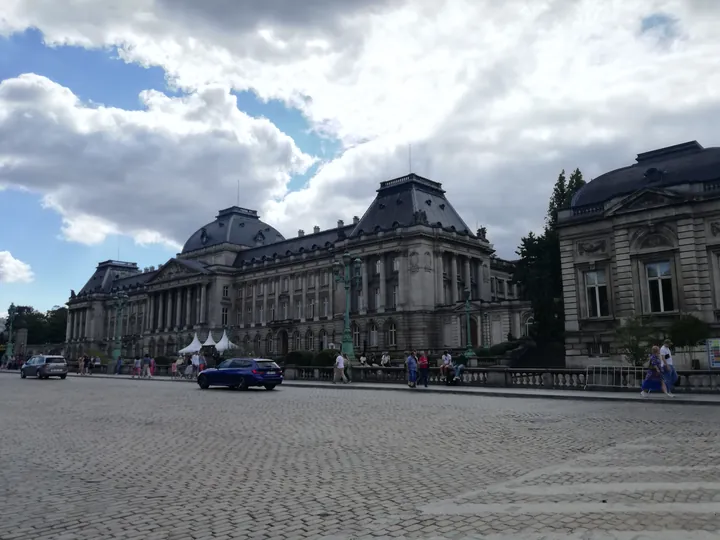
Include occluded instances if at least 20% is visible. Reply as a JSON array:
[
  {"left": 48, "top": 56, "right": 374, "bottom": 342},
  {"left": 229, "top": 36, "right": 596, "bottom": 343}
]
[{"left": 1, "top": 376, "right": 720, "bottom": 539}]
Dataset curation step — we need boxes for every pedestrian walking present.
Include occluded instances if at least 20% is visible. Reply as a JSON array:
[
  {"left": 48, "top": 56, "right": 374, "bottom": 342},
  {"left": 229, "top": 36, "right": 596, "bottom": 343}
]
[
  {"left": 417, "top": 350, "right": 430, "bottom": 388},
  {"left": 87, "top": 357, "right": 94, "bottom": 375},
  {"left": 115, "top": 356, "right": 123, "bottom": 375},
  {"left": 660, "top": 339, "right": 678, "bottom": 393},
  {"left": 333, "top": 352, "right": 348, "bottom": 384},
  {"left": 142, "top": 354, "right": 152, "bottom": 378},
  {"left": 641, "top": 346, "right": 673, "bottom": 398},
  {"left": 406, "top": 350, "right": 418, "bottom": 388},
  {"left": 78, "top": 356, "right": 85, "bottom": 376}
]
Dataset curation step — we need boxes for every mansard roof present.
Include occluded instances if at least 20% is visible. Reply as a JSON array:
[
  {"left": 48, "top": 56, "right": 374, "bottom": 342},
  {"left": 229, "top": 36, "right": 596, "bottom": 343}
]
[{"left": 349, "top": 174, "right": 474, "bottom": 238}]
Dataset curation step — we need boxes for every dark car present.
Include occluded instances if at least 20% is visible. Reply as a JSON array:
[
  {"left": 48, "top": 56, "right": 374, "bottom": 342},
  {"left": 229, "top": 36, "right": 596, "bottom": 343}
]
[
  {"left": 21, "top": 355, "right": 68, "bottom": 379},
  {"left": 197, "top": 358, "right": 283, "bottom": 391}
]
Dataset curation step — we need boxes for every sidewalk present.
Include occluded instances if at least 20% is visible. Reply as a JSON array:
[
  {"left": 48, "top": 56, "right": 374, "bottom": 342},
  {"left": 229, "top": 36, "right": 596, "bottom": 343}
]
[{"left": 2, "top": 369, "right": 720, "bottom": 405}]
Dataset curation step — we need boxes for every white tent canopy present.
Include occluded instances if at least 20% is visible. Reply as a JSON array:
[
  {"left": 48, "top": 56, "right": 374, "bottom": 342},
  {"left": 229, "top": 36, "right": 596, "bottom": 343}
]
[
  {"left": 178, "top": 333, "right": 203, "bottom": 354},
  {"left": 202, "top": 331, "right": 217, "bottom": 348},
  {"left": 215, "top": 330, "right": 238, "bottom": 353}
]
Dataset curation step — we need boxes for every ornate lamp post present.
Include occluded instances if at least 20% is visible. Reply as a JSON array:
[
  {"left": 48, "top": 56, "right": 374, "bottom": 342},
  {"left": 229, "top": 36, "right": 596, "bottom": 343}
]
[
  {"left": 111, "top": 291, "right": 128, "bottom": 361},
  {"left": 463, "top": 289, "right": 477, "bottom": 360},
  {"left": 5, "top": 303, "right": 17, "bottom": 360},
  {"left": 333, "top": 251, "right": 362, "bottom": 360}
]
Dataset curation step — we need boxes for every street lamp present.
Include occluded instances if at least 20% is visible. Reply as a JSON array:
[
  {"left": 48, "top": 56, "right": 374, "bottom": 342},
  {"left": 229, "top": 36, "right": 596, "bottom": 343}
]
[
  {"left": 333, "top": 251, "right": 362, "bottom": 360},
  {"left": 111, "top": 291, "right": 129, "bottom": 361},
  {"left": 5, "top": 303, "right": 17, "bottom": 360},
  {"left": 463, "top": 289, "right": 477, "bottom": 360}
]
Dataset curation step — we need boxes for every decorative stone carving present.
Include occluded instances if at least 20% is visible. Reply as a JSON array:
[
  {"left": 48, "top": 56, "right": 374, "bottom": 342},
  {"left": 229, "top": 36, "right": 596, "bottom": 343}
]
[
  {"left": 70, "top": 289, "right": 76, "bottom": 299},
  {"left": 477, "top": 226, "right": 487, "bottom": 241},
  {"left": 640, "top": 234, "right": 671, "bottom": 249},
  {"left": 577, "top": 239, "right": 607, "bottom": 256},
  {"left": 424, "top": 252, "right": 432, "bottom": 271},
  {"left": 200, "top": 228, "right": 209, "bottom": 245},
  {"left": 408, "top": 252, "right": 419, "bottom": 272},
  {"left": 411, "top": 210, "right": 428, "bottom": 225},
  {"left": 711, "top": 222, "right": 720, "bottom": 237},
  {"left": 625, "top": 193, "right": 668, "bottom": 210}
]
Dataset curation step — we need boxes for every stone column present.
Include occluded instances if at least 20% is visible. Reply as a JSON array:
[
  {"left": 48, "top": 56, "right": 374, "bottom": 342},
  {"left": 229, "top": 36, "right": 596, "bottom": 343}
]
[
  {"left": 397, "top": 251, "right": 405, "bottom": 310},
  {"left": 451, "top": 255, "right": 458, "bottom": 304},
  {"left": 262, "top": 280, "right": 268, "bottom": 325},
  {"left": 156, "top": 293, "right": 164, "bottom": 332},
  {"left": 289, "top": 276, "right": 295, "bottom": 319},
  {"left": 513, "top": 311, "right": 521, "bottom": 339},
  {"left": 165, "top": 290, "right": 173, "bottom": 330},
  {"left": 314, "top": 272, "right": 320, "bottom": 320},
  {"left": 175, "top": 289, "right": 182, "bottom": 328},
  {"left": 360, "top": 260, "right": 369, "bottom": 314},
  {"left": 378, "top": 255, "right": 386, "bottom": 313},
  {"left": 436, "top": 252, "right": 445, "bottom": 305},
  {"left": 185, "top": 288, "right": 192, "bottom": 327},
  {"left": 65, "top": 309, "right": 72, "bottom": 341},
  {"left": 464, "top": 257, "right": 471, "bottom": 296},
  {"left": 476, "top": 261, "right": 483, "bottom": 301},
  {"left": 251, "top": 280, "right": 257, "bottom": 325},
  {"left": 87, "top": 306, "right": 95, "bottom": 340},
  {"left": 301, "top": 273, "right": 308, "bottom": 321},
  {"left": 199, "top": 284, "right": 207, "bottom": 324}
]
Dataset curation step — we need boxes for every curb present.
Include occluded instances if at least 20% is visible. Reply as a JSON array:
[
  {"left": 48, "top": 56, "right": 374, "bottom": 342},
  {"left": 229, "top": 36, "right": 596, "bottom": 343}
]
[{"left": 2, "top": 370, "right": 718, "bottom": 406}]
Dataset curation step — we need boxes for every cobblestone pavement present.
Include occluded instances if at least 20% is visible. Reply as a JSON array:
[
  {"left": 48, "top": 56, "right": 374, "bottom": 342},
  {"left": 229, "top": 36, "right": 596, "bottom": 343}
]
[{"left": 1, "top": 377, "right": 720, "bottom": 540}]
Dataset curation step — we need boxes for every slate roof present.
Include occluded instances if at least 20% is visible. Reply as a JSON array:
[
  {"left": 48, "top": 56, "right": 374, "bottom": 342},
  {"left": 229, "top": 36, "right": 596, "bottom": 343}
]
[
  {"left": 232, "top": 225, "right": 355, "bottom": 267},
  {"left": 572, "top": 141, "right": 720, "bottom": 209},
  {"left": 182, "top": 206, "right": 285, "bottom": 254},
  {"left": 76, "top": 261, "right": 149, "bottom": 296},
  {"left": 349, "top": 174, "right": 474, "bottom": 237}
]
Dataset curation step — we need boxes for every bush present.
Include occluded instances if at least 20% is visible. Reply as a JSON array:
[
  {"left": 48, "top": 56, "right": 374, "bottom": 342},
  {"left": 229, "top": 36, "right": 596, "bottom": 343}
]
[
  {"left": 154, "top": 355, "right": 171, "bottom": 366},
  {"left": 488, "top": 341, "right": 521, "bottom": 356},
  {"left": 312, "top": 349, "right": 338, "bottom": 367},
  {"left": 285, "top": 350, "right": 314, "bottom": 366}
]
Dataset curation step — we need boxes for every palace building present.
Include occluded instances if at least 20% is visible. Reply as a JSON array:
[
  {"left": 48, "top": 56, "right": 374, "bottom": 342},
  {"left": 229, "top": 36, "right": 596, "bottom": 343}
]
[
  {"left": 64, "top": 174, "right": 531, "bottom": 360},
  {"left": 557, "top": 141, "right": 720, "bottom": 368}
]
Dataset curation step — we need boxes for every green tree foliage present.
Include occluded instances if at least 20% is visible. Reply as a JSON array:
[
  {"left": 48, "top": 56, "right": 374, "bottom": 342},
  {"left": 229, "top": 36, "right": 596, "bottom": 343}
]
[
  {"left": 4, "top": 305, "right": 68, "bottom": 344},
  {"left": 668, "top": 314, "right": 711, "bottom": 350},
  {"left": 514, "top": 169, "right": 586, "bottom": 344},
  {"left": 616, "top": 316, "right": 660, "bottom": 366}
]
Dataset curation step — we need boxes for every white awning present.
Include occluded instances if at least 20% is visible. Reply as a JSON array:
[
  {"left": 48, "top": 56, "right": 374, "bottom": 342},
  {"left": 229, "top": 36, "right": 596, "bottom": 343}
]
[
  {"left": 202, "top": 331, "right": 217, "bottom": 348},
  {"left": 215, "top": 330, "right": 237, "bottom": 352},
  {"left": 178, "top": 333, "right": 203, "bottom": 354}
]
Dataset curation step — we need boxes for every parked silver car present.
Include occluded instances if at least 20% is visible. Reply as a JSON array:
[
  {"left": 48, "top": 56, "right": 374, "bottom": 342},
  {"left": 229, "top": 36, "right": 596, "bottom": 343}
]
[{"left": 20, "top": 355, "right": 68, "bottom": 379}]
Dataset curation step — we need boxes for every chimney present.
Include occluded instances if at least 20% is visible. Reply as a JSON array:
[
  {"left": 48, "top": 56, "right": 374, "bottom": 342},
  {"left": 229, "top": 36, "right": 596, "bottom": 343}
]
[
  {"left": 313, "top": 225, "right": 320, "bottom": 234},
  {"left": 337, "top": 220, "right": 344, "bottom": 228},
  {"left": 353, "top": 216, "right": 359, "bottom": 225},
  {"left": 298, "top": 229, "right": 305, "bottom": 237}
]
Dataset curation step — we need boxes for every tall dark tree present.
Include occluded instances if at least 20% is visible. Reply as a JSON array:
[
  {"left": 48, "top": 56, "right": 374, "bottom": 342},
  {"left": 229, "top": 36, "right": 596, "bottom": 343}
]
[
  {"left": 514, "top": 168, "right": 586, "bottom": 344},
  {"left": 4, "top": 305, "right": 68, "bottom": 344}
]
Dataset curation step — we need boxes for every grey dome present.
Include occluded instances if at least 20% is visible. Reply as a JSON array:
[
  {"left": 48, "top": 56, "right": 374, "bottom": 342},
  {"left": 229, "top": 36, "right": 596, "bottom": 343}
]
[
  {"left": 182, "top": 206, "right": 285, "bottom": 254},
  {"left": 572, "top": 141, "right": 720, "bottom": 209}
]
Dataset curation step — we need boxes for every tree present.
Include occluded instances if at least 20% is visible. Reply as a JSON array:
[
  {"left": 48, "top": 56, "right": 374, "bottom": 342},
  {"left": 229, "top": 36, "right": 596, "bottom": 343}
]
[
  {"left": 3, "top": 304, "right": 68, "bottom": 344},
  {"left": 514, "top": 168, "right": 586, "bottom": 345},
  {"left": 616, "top": 316, "right": 659, "bottom": 366},
  {"left": 668, "top": 314, "right": 710, "bottom": 366}
]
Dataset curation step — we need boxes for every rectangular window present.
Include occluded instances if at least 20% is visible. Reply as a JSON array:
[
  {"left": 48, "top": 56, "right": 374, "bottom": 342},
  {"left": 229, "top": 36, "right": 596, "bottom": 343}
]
[
  {"left": 323, "top": 298, "right": 329, "bottom": 317},
  {"left": 296, "top": 302, "right": 302, "bottom": 319},
  {"left": 585, "top": 269, "right": 610, "bottom": 318},
  {"left": 588, "top": 342, "right": 608, "bottom": 357},
  {"left": 357, "top": 292, "right": 363, "bottom": 311},
  {"left": 222, "top": 285, "right": 229, "bottom": 298},
  {"left": 646, "top": 261, "right": 674, "bottom": 313},
  {"left": 259, "top": 306, "right": 264, "bottom": 324},
  {"left": 270, "top": 305, "right": 276, "bottom": 321},
  {"left": 393, "top": 258, "right": 399, "bottom": 272},
  {"left": 236, "top": 311, "right": 242, "bottom": 325},
  {"left": 281, "top": 302, "right": 288, "bottom": 319},
  {"left": 237, "top": 287, "right": 242, "bottom": 298},
  {"left": 283, "top": 278, "right": 289, "bottom": 291},
  {"left": 392, "top": 285, "right": 398, "bottom": 308},
  {"left": 247, "top": 307, "right": 252, "bottom": 322},
  {"left": 221, "top": 307, "right": 228, "bottom": 326},
  {"left": 374, "top": 288, "right": 380, "bottom": 309},
  {"left": 309, "top": 300, "right": 315, "bottom": 318},
  {"left": 375, "top": 260, "right": 381, "bottom": 274}
]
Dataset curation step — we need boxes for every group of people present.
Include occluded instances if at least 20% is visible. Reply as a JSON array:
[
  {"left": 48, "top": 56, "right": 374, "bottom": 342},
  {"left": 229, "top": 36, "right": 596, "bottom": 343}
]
[
  {"left": 170, "top": 352, "right": 207, "bottom": 379},
  {"left": 641, "top": 339, "right": 679, "bottom": 398},
  {"left": 76, "top": 355, "right": 101, "bottom": 375},
  {"left": 406, "top": 350, "right": 464, "bottom": 388}
]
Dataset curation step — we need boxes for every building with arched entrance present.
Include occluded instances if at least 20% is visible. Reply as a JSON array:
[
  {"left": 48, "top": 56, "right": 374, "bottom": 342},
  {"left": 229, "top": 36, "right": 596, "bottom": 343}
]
[{"left": 64, "top": 174, "right": 530, "bottom": 360}]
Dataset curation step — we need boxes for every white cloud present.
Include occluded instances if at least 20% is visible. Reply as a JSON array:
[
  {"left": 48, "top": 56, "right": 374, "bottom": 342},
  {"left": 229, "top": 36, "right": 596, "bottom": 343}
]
[
  {"left": 2, "top": 0, "right": 720, "bottom": 256},
  {"left": 0, "top": 74, "right": 314, "bottom": 247},
  {"left": 0, "top": 251, "right": 34, "bottom": 283}
]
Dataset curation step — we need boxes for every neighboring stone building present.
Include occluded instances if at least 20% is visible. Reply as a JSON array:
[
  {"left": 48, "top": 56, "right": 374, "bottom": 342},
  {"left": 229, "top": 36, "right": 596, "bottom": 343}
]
[
  {"left": 65, "top": 174, "right": 531, "bottom": 360},
  {"left": 557, "top": 141, "right": 720, "bottom": 368}
]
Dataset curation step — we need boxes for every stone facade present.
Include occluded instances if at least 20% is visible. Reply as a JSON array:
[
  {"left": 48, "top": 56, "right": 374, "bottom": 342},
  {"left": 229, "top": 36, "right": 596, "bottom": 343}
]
[
  {"left": 557, "top": 141, "right": 720, "bottom": 368},
  {"left": 65, "top": 174, "right": 530, "bottom": 360}
]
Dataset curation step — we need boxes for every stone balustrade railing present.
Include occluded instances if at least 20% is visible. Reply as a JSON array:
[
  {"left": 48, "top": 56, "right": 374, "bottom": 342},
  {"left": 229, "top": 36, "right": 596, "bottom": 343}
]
[{"left": 283, "top": 366, "right": 720, "bottom": 393}]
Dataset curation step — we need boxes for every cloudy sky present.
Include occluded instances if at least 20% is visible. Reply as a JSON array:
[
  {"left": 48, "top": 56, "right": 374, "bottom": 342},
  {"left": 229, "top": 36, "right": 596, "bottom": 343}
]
[{"left": 1, "top": 0, "right": 719, "bottom": 314}]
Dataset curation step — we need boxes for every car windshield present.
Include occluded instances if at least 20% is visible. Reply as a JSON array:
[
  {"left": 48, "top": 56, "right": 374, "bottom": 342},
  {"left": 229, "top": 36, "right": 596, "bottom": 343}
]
[
  {"left": 46, "top": 357, "right": 66, "bottom": 364},
  {"left": 217, "top": 360, "right": 233, "bottom": 369},
  {"left": 255, "top": 361, "right": 280, "bottom": 369}
]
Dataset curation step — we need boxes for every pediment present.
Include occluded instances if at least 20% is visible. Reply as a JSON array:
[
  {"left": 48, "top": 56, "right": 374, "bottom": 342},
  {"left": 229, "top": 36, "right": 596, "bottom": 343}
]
[
  {"left": 148, "top": 260, "right": 198, "bottom": 283},
  {"left": 606, "top": 188, "right": 685, "bottom": 216}
]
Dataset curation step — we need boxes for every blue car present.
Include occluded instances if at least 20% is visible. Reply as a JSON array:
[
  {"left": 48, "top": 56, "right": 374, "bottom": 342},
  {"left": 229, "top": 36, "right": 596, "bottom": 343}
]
[{"left": 197, "top": 358, "right": 283, "bottom": 391}]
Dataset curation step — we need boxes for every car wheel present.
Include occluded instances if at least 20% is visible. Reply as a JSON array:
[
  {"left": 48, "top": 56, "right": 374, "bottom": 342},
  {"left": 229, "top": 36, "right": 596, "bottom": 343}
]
[
  {"left": 197, "top": 375, "right": 210, "bottom": 390},
  {"left": 237, "top": 377, "right": 248, "bottom": 391},
  {"left": 229, "top": 385, "right": 239, "bottom": 390},
  {"left": 60, "top": 374, "right": 67, "bottom": 380},
  {"left": 36, "top": 370, "right": 43, "bottom": 379},
  {"left": 264, "top": 384, "right": 276, "bottom": 391},
  {"left": 20, "top": 370, "right": 26, "bottom": 379}
]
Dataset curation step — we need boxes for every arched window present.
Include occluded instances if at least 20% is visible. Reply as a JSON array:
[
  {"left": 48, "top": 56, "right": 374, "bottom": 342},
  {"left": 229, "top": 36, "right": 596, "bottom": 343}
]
[
  {"left": 319, "top": 329, "right": 327, "bottom": 350},
  {"left": 305, "top": 330, "right": 314, "bottom": 351},
  {"left": 388, "top": 323, "right": 397, "bottom": 346},
  {"left": 352, "top": 323, "right": 361, "bottom": 347},
  {"left": 293, "top": 331, "right": 302, "bottom": 351},
  {"left": 254, "top": 334, "right": 261, "bottom": 354},
  {"left": 369, "top": 323, "right": 378, "bottom": 347},
  {"left": 148, "top": 339, "right": 156, "bottom": 357},
  {"left": 265, "top": 333, "right": 273, "bottom": 355},
  {"left": 524, "top": 316, "right": 535, "bottom": 337}
]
